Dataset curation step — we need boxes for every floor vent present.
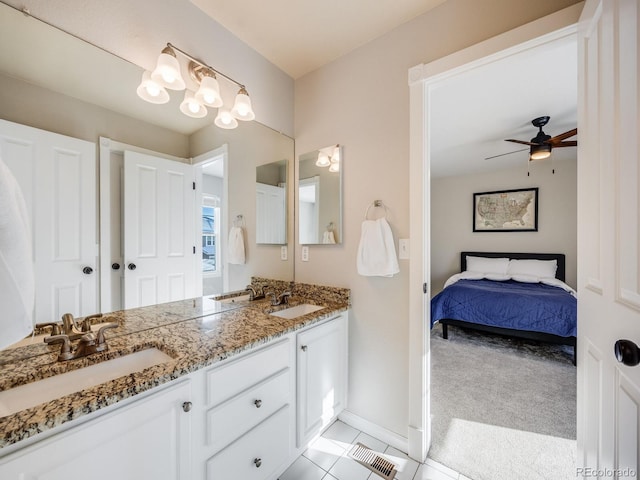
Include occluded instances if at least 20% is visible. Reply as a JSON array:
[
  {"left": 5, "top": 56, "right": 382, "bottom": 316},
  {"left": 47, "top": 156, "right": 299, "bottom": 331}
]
[{"left": 348, "top": 442, "right": 398, "bottom": 480}]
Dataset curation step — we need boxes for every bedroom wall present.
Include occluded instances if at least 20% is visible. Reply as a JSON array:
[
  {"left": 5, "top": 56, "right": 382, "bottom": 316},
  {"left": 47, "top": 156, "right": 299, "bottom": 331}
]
[
  {"left": 431, "top": 158, "right": 578, "bottom": 295},
  {"left": 294, "top": 0, "right": 583, "bottom": 439}
]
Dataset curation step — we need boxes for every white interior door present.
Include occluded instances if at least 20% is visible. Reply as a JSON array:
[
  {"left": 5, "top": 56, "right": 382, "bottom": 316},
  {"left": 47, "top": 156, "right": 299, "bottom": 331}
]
[
  {"left": 256, "top": 182, "right": 286, "bottom": 244},
  {"left": 0, "top": 119, "right": 96, "bottom": 323},
  {"left": 577, "top": 0, "right": 640, "bottom": 475},
  {"left": 123, "top": 151, "right": 195, "bottom": 308}
]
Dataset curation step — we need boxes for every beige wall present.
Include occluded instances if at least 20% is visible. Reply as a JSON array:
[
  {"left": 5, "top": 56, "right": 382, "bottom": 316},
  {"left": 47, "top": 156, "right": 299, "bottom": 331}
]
[
  {"left": 294, "top": 0, "right": 582, "bottom": 437},
  {"left": 431, "top": 159, "right": 578, "bottom": 295}
]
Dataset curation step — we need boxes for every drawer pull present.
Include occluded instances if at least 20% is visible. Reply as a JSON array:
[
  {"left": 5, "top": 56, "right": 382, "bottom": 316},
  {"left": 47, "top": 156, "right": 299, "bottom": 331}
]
[
  {"left": 254, "top": 457, "right": 262, "bottom": 468},
  {"left": 182, "top": 401, "right": 192, "bottom": 412},
  {"left": 254, "top": 399, "right": 262, "bottom": 408},
  {"left": 301, "top": 345, "right": 308, "bottom": 352}
]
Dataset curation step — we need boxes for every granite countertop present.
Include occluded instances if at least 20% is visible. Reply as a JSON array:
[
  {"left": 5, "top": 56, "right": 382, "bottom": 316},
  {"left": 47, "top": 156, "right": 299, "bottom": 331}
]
[{"left": 0, "top": 280, "right": 350, "bottom": 451}]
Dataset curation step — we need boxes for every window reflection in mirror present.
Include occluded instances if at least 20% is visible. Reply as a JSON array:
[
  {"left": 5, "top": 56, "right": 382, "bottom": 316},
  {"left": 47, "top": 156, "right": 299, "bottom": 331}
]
[
  {"left": 298, "top": 145, "right": 342, "bottom": 245},
  {"left": 256, "top": 160, "right": 287, "bottom": 245}
]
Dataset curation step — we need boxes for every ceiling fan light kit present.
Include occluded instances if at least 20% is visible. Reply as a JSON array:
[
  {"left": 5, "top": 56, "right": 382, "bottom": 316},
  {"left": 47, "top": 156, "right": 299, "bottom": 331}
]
[{"left": 503, "top": 115, "right": 577, "bottom": 161}]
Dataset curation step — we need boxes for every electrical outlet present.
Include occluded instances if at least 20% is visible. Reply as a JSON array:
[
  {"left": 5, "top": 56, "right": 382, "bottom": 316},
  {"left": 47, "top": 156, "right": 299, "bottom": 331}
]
[
  {"left": 302, "top": 246, "right": 309, "bottom": 262},
  {"left": 280, "top": 246, "right": 287, "bottom": 260},
  {"left": 399, "top": 239, "right": 409, "bottom": 259}
]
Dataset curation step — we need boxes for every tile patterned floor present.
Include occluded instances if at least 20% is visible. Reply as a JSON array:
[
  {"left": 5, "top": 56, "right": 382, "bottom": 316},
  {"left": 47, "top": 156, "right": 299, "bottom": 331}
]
[{"left": 279, "top": 420, "right": 473, "bottom": 480}]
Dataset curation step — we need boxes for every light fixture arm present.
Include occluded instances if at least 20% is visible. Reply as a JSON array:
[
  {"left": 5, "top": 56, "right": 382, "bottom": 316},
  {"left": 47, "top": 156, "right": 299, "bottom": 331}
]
[{"left": 167, "top": 42, "right": 246, "bottom": 90}]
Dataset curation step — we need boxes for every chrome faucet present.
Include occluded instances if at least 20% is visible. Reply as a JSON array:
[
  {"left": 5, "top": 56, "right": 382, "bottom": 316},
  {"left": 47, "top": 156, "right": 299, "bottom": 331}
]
[
  {"left": 44, "top": 323, "right": 118, "bottom": 362},
  {"left": 245, "top": 285, "right": 265, "bottom": 301},
  {"left": 267, "top": 291, "right": 291, "bottom": 306}
]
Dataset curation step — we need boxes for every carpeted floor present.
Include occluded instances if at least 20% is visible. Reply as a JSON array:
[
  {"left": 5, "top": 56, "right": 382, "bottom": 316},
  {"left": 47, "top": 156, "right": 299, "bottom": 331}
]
[{"left": 429, "top": 323, "right": 577, "bottom": 480}]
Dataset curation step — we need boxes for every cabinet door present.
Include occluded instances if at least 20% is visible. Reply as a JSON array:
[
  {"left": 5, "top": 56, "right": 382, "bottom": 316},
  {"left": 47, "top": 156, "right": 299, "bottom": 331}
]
[
  {"left": 297, "top": 315, "right": 347, "bottom": 446},
  {"left": 0, "top": 380, "right": 192, "bottom": 480}
]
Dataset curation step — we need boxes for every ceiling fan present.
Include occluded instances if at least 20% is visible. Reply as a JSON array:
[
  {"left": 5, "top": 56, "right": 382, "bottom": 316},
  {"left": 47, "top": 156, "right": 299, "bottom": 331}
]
[{"left": 485, "top": 116, "right": 577, "bottom": 161}]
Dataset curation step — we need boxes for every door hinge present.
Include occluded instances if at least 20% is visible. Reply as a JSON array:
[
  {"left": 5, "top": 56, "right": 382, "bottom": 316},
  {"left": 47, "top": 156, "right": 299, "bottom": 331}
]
[{"left": 423, "top": 283, "right": 427, "bottom": 294}]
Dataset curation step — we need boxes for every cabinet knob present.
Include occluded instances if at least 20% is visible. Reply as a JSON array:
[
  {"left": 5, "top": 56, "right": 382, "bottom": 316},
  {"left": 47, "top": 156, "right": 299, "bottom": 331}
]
[
  {"left": 128, "top": 263, "right": 137, "bottom": 271},
  {"left": 112, "top": 263, "right": 121, "bottom": 270},
  {"left": 254, "top": 399, "right": 262, "bottom": 408},
  {"left": 82, "top": 266, "right": 93, "bottom": 275},
  {"left": 254, "top": 458, "right": 262, "bottom": 468},
  {"left": 301, "top": 345, "right": 308, "bottom": 352},
  {"left": 615, "top": 339, "right": 640, "bottom": 366},
  {"left": 182, "top": 401, "right": 192, "bottom": 412}
]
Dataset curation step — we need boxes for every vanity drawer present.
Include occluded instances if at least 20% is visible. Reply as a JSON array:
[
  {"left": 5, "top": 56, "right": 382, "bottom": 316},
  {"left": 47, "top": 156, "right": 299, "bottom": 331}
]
[
  {"left": 206, "top": 368, "right": 290, "bottom": 452},
  {"left": 206, "top": 339, "right": 289, "bottom": 406},
  {"left": 206, "top": 405, "right": 291, "bottom": 480}
]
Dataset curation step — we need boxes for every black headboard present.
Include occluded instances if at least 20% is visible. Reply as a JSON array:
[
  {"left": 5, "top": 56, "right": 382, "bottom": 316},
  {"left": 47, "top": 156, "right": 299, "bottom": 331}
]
[{"left": 460, "top": 251, "right": 566, "bottom": 282}]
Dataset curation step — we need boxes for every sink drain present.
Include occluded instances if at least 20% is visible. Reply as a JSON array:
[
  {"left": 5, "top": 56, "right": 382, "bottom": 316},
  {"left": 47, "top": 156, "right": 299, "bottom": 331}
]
[{"left": 348, "top": 442, "right": 397, "bottom": 480}]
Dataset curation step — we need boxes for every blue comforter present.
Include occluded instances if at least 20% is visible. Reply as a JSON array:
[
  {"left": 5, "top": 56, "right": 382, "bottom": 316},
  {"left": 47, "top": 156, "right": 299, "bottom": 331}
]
[{"left": 430, "top": 279, "right": 577, "bottom": 338}]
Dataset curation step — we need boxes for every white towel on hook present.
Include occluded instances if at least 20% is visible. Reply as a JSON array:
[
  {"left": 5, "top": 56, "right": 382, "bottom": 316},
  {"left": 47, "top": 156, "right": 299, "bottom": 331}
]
[
  {"left": 0, "top": 155, "right": 34, "bottom": 348},
  {"left": 228, "top": 226, "right": 246, "bottom": 265},
  {"left": 356, "top": 218, "right": 399, "bottom": 277},
  {"left": 322, "top": 230, "right": 336, "bottom": 244}
]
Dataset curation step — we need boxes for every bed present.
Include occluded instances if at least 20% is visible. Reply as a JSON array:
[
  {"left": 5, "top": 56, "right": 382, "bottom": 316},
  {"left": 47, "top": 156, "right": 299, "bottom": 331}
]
[{"left": 430, "top": 252, "right": 577, "bottom": 365}]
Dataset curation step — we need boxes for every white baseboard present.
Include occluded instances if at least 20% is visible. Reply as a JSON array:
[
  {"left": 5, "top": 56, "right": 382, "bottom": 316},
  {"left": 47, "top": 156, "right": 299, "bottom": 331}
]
[{"left": 338, "top": 410, "right": 408, "bottom": 454}]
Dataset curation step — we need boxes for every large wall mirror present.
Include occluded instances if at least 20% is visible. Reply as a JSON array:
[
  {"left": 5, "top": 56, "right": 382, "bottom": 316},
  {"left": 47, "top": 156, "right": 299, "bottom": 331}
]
[
  {"left": 298, "top": 145, "right": 342, "bottom": 245},
  {"left": 0, "top": 4, "right": 294, "bottom": 319}
]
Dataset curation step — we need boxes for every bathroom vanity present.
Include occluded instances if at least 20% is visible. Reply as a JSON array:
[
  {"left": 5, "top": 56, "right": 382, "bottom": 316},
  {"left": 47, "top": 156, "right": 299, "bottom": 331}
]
[{"left": 0, "top": 281, "right": 349, "bottom": 480}]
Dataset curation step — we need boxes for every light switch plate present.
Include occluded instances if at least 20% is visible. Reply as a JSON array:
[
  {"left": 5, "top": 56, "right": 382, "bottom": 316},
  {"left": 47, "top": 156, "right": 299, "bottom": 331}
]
[
  {"left": 280, "top": 246, "right": 287, "bottom": 260},
  {"left": 302, "top": 246, "right": 309, "bottom": 262},
  {"left": 399, "top": 239, "right": 409, "bottom": 259}
]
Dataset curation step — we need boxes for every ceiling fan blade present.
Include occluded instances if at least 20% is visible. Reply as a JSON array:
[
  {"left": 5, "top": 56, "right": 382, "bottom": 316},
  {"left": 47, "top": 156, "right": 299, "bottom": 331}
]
[
  {"left": 505, "top": 139, "right": 537, "bottom": 146},
  {"left": 484, "top": 148, "right": 528, "bottom": 160},
  {"left": 552, "top": 141, "right": 578, "bottom": 147},
  {"left": 548, "top": 128, "right": 578, "bottom": 143}
]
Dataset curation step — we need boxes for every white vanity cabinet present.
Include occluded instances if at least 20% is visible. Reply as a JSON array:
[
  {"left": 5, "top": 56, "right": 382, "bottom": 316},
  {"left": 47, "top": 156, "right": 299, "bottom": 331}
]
[
  {"left": 0, "top": 379, "right": 193, "bottom": 480},
  {"left": 296, "top": 313, "right": 348, "bottom": 446}
]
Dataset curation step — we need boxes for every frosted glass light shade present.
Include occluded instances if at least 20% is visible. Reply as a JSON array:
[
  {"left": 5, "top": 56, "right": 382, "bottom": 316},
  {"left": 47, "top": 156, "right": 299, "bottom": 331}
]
[
  {"left": 215, "top": 108, "right": 238, "bottom": 129},
  {"left": 330, "top": 146, "right": 340, "bottom": 163},
  {"left": 151, "top": 51, "right": 185, "bottom": 90},
  {"left": 180, "top": 90, "right": 207, "bottom": 118},
  {"left": 231, "top": 87, "right": 255, "bottom": 121},
  {"left": 136, "top": 71, "right": 170, "bottom": 104},
  {"left": 329, "top": 162, "right": 340, "bottom": 173},
  {"left": 316, "top": 152, "right": 330, "bottom": 167},
  {"left": 195, "top": 75, "right": 223, "bottom": 107},
  {"left": 529, "top": 144, "right": 551, "bottom": 160}
]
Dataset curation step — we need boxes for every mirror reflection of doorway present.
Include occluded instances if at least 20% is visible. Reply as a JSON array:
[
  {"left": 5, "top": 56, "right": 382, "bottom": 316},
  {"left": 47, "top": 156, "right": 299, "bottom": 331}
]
[
  {"left": 194, "top": 146, "right": 228, "bottom": 297},
  {"left": 299, "top": 176, "right": 319, "bottom": 244}
]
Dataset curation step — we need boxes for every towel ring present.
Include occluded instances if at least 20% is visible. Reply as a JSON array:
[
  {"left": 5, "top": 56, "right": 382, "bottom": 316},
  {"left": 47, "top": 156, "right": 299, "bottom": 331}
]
[
  {"left": 364, "top": 200, "right": 388, "bottom": 220},
  {"left": 233, "top": 214, "right": 245, "bottom": 228}
]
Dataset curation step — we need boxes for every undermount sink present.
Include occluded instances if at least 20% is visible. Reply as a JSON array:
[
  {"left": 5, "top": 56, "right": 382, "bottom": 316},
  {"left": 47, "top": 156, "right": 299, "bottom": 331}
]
[
  {"left": 217, "top": 294, "right": 251, "bottom": 304},
  {"left": 269, "top": 304, "right": 324, "bottom": 319},
  {"left": 0, "top": 348, "right": 173, "bottom": 417}
]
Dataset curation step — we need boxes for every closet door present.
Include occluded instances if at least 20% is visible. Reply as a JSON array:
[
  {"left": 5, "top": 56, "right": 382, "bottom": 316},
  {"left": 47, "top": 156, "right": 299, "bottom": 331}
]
[
  {"left": 123, "top": 151, "right": 196, "bottom": 308},
  {"left": 0, "top": 119, "right": 97, "bottom": 323}
]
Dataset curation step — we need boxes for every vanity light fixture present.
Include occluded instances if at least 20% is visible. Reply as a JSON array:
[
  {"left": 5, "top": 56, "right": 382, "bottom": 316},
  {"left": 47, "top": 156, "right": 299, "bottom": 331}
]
[
  {"left": 137, "top": 43, "right": 255, "bottom": 127},
  {"left": 316, "top": 145, "right": 340, "bottom": 170},
  {"left": 316, "top": 152, "right": 331, "bottom": 167}
]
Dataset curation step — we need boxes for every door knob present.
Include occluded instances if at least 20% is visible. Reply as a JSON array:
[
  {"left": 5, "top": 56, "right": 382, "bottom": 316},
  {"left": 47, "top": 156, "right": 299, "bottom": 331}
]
[
  {"left": 127, "top": 263, "right": 137, "bottom": 271},
  {"left": 254, "top": 399, "right": 262, "bottom": 408},
  {"left": 82, "top": 266, "right": 93, "bottom": 275},
  {"left": 253, "top": 458, "right": 262, "bottom": 468},
  {"left": 112, "top": 263, "right": 120, "bottom": 270},
  {"left": 614, "top": 339, "right": 640, "bottom": 367}
]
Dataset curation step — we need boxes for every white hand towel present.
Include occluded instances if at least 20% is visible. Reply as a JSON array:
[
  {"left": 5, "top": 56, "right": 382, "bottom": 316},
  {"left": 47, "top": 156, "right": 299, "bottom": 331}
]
[
  {"left": 356, "top": 217, "right": 400, "bottom": 277},
  {"left": 0, "top": 156, "right": 34, "bottom": 348},
  {"left": 322, "top": 230, "right": 336, "bottom": 244},
  {"left": 227, "top": 226, "right": 246, "bottom": 265}
]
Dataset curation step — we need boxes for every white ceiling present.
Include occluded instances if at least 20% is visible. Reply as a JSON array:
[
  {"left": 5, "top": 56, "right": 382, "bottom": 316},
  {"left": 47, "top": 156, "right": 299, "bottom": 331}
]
[
  {"left": 190, "top": 0, "right": 447, "bottom": 79},
  {"left": 0, "top": 0, "right": 577, "bottom": 177},
  {"left": 430, "top": 34, "right": 577, "bottom": 177}
]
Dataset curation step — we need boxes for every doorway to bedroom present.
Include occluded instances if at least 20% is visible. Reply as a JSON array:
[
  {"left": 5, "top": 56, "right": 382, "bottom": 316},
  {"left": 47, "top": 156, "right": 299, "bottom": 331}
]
[{"left": 425, "top": 25, "right": 578, "bottom": 480}]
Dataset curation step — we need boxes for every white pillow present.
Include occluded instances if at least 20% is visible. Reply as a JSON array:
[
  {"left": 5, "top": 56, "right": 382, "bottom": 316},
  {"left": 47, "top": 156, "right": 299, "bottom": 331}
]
[
  {"left": 465, "top": 256, "right": 510, "bottom": 275},
  {"left": 507, "top": 259, "right": 557, "bottom": 279}
]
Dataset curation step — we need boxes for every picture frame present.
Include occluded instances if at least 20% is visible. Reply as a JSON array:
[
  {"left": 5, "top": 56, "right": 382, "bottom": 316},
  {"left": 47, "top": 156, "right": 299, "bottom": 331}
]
[{"left": 473, "top": 187, "right": 538, "bottom": 232}]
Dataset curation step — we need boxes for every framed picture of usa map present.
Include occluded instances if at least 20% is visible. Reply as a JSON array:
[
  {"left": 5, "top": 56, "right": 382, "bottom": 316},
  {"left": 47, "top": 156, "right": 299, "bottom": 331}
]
[{"left": 473, "top": 187, "right": 538, "bottom": 232}]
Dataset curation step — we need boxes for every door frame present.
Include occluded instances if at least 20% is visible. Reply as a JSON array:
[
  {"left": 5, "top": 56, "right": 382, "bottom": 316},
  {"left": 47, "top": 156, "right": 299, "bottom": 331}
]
[
  {"left": 98, "top": 137, "right": 187, "bottom": 312},
  {"left": 407, "top": 4, "right": 583, "bottom": 460}
]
